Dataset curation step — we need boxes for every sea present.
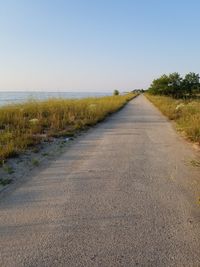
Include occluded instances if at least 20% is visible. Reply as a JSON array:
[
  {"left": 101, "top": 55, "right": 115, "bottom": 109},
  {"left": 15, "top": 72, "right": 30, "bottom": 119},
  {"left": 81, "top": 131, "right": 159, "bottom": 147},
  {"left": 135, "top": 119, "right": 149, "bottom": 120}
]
[{"left": 0, "top": 91, "right": 112, "bottom": 106}]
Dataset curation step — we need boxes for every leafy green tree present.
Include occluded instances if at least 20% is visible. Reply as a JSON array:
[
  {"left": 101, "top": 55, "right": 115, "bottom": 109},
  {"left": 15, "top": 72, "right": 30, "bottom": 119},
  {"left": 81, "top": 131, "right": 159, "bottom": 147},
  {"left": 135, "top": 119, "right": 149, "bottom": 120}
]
[
  {"left": 148, "top": 72, "right": 200, "bottom": 98},
  {"left": 168, "top": 72, "right": 183, "bottom": 98},
  {"left": 148, "top": 74, "right": 170, "bottom": 95},
  {"left": 182, "top": 72, "right": 200, "bottom": 96}
]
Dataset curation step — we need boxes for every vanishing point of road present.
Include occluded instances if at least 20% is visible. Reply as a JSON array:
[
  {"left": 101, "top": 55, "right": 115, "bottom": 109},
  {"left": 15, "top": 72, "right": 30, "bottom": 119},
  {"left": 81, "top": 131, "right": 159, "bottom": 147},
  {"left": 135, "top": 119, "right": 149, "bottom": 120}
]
[{"left": 0, "top": 95, "right": 200, "bottom": 266}]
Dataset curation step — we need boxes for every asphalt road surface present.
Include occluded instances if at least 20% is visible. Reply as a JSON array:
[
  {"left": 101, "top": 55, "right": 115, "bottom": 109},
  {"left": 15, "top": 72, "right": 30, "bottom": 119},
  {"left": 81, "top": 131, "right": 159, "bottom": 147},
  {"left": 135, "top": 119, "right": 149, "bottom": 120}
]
[{"left": 0, "top": 95, "right": 200, "bottom": 267}]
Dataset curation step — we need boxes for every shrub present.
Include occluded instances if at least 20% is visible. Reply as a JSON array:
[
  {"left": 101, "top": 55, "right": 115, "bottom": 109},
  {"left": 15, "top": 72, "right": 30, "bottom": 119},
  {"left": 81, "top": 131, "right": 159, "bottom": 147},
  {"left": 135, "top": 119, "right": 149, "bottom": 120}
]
[{"left": 113, "top": 90, "right": 119, "bottom": 96}]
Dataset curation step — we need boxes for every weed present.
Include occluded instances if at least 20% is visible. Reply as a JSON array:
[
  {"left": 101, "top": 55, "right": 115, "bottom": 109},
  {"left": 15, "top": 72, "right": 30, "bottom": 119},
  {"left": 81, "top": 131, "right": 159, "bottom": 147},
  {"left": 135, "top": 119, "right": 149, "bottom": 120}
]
[
  {"left": 190, "top": 159, "right": 200, "bottom": 168},
  {"left": 0, "top": 178, "right": 12, "bottom": 186},
  {"left": 32, "top": 158, "right": 39, "bottom": 166},
  {"left": 42, "top": 152, "right": 49, "bottom": 156},
  {"left": 32, "top": 147, "right": 40, "bottom": 153},
  {"left": 3, "top": 165, "right": 14, "bottom": 174}
]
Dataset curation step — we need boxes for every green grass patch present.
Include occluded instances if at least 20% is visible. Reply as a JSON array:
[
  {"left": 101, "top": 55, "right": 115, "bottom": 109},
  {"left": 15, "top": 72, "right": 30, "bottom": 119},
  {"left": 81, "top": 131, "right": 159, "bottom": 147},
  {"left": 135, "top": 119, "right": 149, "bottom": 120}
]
[{"left": 145, "top": 94, "right": 200, "bottom": 144}]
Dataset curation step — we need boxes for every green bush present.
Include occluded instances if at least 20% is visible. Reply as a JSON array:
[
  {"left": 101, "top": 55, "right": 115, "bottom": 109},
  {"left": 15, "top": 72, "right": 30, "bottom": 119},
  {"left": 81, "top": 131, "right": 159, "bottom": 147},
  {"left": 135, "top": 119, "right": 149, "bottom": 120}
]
[{"left": 113, "top": 90, "right": 119, "bottom": 96}]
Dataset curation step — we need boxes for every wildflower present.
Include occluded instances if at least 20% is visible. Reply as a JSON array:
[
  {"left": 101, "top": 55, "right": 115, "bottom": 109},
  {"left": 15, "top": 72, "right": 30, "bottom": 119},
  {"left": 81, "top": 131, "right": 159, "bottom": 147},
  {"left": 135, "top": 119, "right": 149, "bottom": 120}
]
[
  {"left": 29, "top": 118, "right": 39, "bottom": 124},
  {"left": 175, "top": 103, "right": 185, "bottom": 111}
]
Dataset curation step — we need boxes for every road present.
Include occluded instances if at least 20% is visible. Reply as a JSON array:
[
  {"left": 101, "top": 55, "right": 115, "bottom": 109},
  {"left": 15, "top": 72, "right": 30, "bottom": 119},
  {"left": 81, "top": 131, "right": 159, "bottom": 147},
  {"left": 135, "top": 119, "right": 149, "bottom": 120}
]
[{"left": 0, "top": 95, "right": 200, "bottom": 267}]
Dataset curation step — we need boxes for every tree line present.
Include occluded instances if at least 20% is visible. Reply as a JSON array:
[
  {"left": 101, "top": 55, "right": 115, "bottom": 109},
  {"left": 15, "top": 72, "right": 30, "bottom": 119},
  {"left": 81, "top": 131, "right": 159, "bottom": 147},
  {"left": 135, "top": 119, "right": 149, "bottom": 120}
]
[{"left": 148, "top": 72, "right": 200, "bottom": 98}]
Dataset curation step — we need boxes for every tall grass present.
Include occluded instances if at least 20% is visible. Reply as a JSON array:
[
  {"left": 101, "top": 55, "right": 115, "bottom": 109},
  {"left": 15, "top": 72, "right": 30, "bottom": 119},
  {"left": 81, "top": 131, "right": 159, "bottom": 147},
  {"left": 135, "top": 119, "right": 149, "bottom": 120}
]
[
  {"left": 145, "top": 94, "right": 200, "bottom": 144},
  {"left": 0, "top": 93, "right": 137, "bottom": 161}
]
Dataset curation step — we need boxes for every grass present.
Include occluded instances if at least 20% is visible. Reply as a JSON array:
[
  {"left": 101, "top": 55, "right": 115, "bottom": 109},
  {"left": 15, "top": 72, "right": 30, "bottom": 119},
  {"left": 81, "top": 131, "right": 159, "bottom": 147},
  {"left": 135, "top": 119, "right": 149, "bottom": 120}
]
[
  {"left": 190, "top": 159, "right": 200, "bottom": 168},
  {"left": 0, "top": 93, "right": 137, "bottom": 161},
  {"left": 145, "top": 94, "right": 200, "bottom": 144},
  {"left": 3, "top": 165, "right": 14, "bottom": 174},
  {"left": 31, "top": 158, "right": 39, "bottom": 166},
  {"left": 42, "top": 152, "right": 49, "bottom": 157}
]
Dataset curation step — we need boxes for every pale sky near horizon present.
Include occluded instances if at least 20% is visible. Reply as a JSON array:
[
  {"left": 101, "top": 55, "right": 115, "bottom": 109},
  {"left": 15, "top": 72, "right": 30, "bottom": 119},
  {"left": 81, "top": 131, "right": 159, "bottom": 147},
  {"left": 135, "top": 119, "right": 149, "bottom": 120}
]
[{"left": 0, "top": 0, "right": 200, "bottom": 92}]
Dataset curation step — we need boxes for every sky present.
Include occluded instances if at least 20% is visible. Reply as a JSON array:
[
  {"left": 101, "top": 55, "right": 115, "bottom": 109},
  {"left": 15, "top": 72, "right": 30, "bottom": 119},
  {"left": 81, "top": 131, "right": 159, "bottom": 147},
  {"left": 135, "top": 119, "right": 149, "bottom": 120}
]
[{"left": 0, "top": 0, "right": 200, "bottom": 92}]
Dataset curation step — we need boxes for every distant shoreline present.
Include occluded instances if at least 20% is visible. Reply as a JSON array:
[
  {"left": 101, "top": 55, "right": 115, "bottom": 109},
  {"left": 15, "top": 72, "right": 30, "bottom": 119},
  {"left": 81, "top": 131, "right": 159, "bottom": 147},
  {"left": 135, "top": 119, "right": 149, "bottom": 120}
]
[{"left": 0, "top": 91, "right": 112, "bottom": 106}]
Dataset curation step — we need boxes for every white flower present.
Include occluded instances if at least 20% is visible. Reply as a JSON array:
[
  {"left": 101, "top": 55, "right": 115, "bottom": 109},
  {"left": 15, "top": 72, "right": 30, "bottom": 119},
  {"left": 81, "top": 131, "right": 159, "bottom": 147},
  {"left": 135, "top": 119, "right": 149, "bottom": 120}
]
[
  {"left": 175, "top": 103, "right": 185, "bottom": 111},
  {"left": 29, "top": 118, "right": 39, "bottom": 124}
]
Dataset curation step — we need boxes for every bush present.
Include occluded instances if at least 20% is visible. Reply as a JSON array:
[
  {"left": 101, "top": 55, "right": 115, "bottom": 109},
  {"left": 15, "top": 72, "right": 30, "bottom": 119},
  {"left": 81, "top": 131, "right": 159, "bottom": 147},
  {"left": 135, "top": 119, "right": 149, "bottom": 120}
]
[{"left": 113, "top": 90, "right": 119, "bottom": 96}]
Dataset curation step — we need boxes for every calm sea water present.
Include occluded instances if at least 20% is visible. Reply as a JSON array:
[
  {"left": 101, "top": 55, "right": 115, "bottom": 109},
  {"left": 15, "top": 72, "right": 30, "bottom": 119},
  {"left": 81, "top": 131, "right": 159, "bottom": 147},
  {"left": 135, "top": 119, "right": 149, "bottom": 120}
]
[{"left": 0, "top": 91, "right": 112, "bottom": 106}]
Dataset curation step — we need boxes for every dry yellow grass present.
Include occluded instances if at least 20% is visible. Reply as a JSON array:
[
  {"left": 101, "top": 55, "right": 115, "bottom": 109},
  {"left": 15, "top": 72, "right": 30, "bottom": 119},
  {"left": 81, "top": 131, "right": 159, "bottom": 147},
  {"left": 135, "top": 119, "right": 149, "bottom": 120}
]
[
  {"left": 0, "top": 93, "right": 137, "bottom": 162},
  {"left": 145, "top": 94, "right": 200, "bottom": 144}
]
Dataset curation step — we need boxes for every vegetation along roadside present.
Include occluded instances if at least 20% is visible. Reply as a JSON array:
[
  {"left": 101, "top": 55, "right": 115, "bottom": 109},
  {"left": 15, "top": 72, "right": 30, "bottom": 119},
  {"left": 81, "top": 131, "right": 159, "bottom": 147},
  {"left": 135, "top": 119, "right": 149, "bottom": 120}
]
[
  {"left": 0, "top": 93, "right": 137, "bottom": 164},
  {"left": 146, "top": 72, "right": 200, "bottom": 145}
]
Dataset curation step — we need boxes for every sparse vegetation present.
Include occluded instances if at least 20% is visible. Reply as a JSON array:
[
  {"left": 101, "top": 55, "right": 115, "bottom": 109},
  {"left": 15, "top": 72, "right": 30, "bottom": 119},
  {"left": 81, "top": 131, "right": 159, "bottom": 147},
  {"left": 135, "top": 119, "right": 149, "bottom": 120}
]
[
  {"left": 145, "top": 94, "right": 200, "bottom": 144},
  {"left": 32, "top": 147, "right": 40, "bottom": 153},
  {"left": 0, "top": 178, "right": 12, "bottom": 186},
  {"left": 42, "top": 152, "right": 49, "bottom": 157},
  {"left": 146, "top": 72, "right": 200, "bottom": 144},
  {"left": 0, "top": 93, "right": 137, "bottom": 161},
  {"left": 3, "top": 165, "right": 14, "bottom": 174},
  {"left": 31, "top": 158, "right": 39, "bottom": 166},
  {"left": 190, "top": 159, "right": 200, "bottom": 168}
]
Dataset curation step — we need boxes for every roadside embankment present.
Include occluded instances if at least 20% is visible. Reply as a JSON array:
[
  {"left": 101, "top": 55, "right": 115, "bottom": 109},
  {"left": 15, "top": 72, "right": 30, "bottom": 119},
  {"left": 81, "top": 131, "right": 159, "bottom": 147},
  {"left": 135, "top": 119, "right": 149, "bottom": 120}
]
[
  {"left": 0, "top": 93, "right": 137, "bottom": 187},
  {"left": 145, "top": 93, "right": 200, "bottom": 145}
]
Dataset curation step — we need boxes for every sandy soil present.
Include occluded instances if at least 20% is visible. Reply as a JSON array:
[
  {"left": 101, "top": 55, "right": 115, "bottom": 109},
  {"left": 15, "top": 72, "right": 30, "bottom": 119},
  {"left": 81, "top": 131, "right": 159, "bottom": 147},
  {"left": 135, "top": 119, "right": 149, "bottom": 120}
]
[{"left": 0, "top": 135, "right": 77, "bottom": 193}]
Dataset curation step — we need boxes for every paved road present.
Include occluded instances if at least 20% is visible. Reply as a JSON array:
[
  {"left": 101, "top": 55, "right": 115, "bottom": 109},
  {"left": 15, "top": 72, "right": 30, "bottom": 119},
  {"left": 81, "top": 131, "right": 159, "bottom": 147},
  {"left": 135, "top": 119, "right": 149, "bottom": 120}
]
[{"left": 0, "top": 95, "right": 200, "bottom": 267}]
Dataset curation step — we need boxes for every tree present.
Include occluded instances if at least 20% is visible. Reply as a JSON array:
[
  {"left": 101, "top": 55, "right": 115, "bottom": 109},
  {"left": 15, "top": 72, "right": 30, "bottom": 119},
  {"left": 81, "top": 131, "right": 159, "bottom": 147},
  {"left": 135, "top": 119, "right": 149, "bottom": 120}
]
[
  {"left": 148, "top": 74, "right": 170, "bottom": 95},
  {"left": 168, "top": 72, "right": 183, "bottom": 98},
  {"left": 113, "top": 89, "right": 119, "bottom": 96},
  {"left": 182, "top": 72, "right": 200, "bottom": 96},
  {"left": 148, "top": 72, "right": 200, "bottom": 98}
]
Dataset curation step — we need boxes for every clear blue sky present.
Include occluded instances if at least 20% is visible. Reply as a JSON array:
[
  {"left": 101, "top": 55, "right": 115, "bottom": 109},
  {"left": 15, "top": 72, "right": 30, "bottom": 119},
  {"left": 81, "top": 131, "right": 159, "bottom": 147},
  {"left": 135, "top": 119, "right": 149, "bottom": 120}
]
[{"left": 0, "top": 0, "right": 200, "bottom": 91}]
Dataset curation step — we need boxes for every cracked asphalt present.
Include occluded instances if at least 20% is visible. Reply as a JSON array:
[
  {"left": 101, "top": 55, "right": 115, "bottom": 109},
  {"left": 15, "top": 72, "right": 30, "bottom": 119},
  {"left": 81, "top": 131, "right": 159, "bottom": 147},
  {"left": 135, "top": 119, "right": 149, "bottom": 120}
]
[{"left": 0, "top": 95, "right": 200, "bottom": 266}]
